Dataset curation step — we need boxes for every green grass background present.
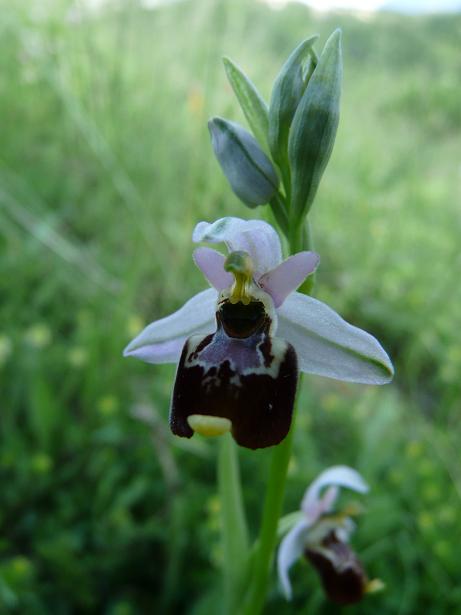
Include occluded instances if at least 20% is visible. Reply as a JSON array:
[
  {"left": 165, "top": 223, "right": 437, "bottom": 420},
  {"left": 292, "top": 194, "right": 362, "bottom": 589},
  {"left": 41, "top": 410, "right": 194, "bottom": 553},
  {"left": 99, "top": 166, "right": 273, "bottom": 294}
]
[{"left": 1, "top": 0, "right": 460, "bottom": 612}]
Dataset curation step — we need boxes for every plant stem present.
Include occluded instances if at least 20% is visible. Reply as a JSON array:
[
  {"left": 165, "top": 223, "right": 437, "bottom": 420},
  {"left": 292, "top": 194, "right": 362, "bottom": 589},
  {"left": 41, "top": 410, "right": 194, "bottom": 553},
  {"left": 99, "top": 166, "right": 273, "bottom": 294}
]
[
  {"left": 299, "top": 219, "right": 316, "bottom": 294},
  {"left": 218, "top": 433, "right": 249, "bottom": 614},
  {"left": 269, "top": 192, "right": 289, "bottom": 236},
  {"left": 288, "top": 219, "right": 303, "bottom": 253},
  {"left": 242, "top": 384, "right": 301, "bottom": 615},
  {"left": 240, "top": 227, "right": 310, "bottom": 614}
]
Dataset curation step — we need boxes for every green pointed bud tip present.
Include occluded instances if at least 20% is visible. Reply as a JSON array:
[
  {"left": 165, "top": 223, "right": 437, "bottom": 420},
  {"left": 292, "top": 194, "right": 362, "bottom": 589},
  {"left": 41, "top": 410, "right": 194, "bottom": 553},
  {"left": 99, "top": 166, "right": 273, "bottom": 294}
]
[
  {"left": 332, "top": 28, "right": 342, "bottom": 43},
  {"left": 208, "top": 117, "right": 278, "bottom": 208},
  {"left": 222, "top": 56, "right": 232, "bottom": 70},
  {"left": 268, "top": 34, "right": 320, "bottom": 165},
  {"left": 288, "top": 28, "right": 343, "bottom": 221}
]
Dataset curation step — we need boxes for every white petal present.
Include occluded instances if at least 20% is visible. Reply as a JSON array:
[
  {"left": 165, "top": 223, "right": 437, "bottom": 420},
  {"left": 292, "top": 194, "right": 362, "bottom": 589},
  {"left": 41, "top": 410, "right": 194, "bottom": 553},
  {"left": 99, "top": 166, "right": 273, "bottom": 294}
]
[
  {"left": 301, "top": 466, "right": 368, "bottom": 516},
  {"left": 259, "top": 251, "right": 319, "bottom": 307},
  {"left": 193, "top": 217, "right": 282, "bottom": 277},
  {"left": 277, "top": 519, "right": 310, "bottom": 600},
  {"left": 277, "top": 292, "right": 394, "bottom": 384},
  {"left": 193, "top": 247, "right": 233, "bottom": 291},
  {"left": 123, "top": 289, "right": 217, "bottom": 364}
]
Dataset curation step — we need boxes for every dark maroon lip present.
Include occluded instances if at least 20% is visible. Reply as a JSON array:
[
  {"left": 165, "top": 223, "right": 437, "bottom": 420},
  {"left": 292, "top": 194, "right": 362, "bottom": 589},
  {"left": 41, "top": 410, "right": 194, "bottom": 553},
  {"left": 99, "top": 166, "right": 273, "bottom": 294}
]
[
  {"left": 169, "top": 303, "right": 299, "bottom": 449},
  {"left": 305, "top": 531, "right": 368, "bottom": 605}
]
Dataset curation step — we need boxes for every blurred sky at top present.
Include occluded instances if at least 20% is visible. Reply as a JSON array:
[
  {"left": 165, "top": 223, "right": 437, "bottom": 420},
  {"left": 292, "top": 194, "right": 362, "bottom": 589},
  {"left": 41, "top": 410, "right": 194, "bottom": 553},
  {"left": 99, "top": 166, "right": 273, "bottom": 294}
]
[
  {"left": 86, "top": 0, "right": 461, "bottom": 13},
  {"left": 265, "top": 0, "right": 461, "bottom": 12}
]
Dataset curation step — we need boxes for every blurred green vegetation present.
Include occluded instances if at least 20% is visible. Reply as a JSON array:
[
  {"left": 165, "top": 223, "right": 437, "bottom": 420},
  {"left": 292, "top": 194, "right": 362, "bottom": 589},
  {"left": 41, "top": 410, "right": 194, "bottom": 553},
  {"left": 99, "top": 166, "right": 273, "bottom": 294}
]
[{"left": 1, "top": 0, "right": 460, "bottom": 612}]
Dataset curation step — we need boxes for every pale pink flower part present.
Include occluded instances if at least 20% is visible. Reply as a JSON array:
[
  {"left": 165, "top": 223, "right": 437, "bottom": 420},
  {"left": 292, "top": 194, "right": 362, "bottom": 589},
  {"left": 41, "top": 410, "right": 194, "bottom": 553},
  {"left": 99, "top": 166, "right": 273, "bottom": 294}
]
[{"left": 124, "top": 216, "right": 394, "bottom": 385}]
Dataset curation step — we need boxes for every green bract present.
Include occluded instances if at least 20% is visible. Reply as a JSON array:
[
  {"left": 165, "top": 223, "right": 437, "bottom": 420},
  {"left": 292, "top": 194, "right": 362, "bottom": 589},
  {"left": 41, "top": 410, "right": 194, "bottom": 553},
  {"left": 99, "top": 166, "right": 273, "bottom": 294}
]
[
  {"left": 208, "top": 117, "right": 279, "bottom": 208},
  {"left": 268, "top": 35, "right": 318, "bottom": 168},
  {"left": 288, "top": 29, "right": 342, "bottom": 223}
]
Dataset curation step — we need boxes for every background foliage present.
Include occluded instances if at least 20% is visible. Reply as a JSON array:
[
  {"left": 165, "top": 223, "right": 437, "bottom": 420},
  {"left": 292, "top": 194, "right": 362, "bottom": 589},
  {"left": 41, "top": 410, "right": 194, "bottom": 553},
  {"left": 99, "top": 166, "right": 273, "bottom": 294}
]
[{"left": 1, "top": 0, "right": 460, "bottom": 612}]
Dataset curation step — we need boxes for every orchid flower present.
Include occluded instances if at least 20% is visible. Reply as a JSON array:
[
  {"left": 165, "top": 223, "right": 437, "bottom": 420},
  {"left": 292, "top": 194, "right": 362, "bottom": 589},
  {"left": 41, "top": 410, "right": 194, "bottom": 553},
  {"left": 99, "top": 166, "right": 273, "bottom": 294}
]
[
  {"left": 124, "top": 217, "right": 393, "bottom": 449},
  {"left": 277, "top": 466, "right": 380, "bottom": 605}
]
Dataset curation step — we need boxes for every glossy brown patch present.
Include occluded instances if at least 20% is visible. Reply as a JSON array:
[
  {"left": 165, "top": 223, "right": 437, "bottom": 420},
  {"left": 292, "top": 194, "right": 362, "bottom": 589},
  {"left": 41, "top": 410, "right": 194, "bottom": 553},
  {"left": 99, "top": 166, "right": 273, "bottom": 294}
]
[
  {"left": 305, "top": 532, "right": 367, "bottom": 605},
  {"left": 169, "top": 329, "right": 298, "bottom": 449}
]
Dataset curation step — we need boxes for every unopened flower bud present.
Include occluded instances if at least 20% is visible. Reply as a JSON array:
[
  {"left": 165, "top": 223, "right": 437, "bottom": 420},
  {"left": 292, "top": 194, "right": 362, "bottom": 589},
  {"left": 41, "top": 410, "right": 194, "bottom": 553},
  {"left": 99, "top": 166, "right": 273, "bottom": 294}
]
[{"left": 208, "top": 117, "right": 279, "bottom": 208}]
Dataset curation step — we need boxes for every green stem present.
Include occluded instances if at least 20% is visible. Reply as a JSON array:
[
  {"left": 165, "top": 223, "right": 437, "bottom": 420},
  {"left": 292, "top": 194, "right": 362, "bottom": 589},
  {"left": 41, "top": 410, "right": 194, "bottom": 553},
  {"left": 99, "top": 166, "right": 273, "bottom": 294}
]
[
  {"left": 288, "top": 220, "right": 303, "bottom": 253},
  {"left": 299, "top": 219, "right": 316, "bottom": 294},
  {"left": 269, "top": 192, "right": 289, "bottom": 236},
  {"left": 303, "top": 219, "right": 314, "bottom": 251},
  {"left": 279, "top": 156, "right": 291, "bottom": 207},
  {"left": 218, "top": 433, "right": 249, "bottom": 614},
  {"left": 242, "top": 384, "right": 301, "bottom": 615},
  {"left": 240, "top": 226, "right": 311, "bottom": 614}
]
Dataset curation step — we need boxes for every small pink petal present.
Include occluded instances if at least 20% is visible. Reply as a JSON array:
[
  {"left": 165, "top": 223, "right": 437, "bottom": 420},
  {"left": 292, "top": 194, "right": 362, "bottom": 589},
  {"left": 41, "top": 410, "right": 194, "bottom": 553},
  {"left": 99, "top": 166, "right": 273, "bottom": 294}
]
[
  {"left": 319, "top": 485, "right": 339, "bottom": 514},
  {"left": 193, "top": 247, "right": 233, "bottom": 291},
  {"left": 303, "top": 486, "right": 339, "bottom": 525},
  {"left": 258, "top": 251, "right": 319, "bottom": 308}
]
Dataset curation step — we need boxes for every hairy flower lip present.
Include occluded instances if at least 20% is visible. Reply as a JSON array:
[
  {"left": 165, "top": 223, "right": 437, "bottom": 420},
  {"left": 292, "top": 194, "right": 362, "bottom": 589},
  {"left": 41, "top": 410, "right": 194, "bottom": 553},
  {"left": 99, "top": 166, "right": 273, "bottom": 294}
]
[
  {"left": 170, "top": 323, "right": 298, "bottom": 449},
  {"left": 305, "top": 531, "right": 368, "bottom": 605}
]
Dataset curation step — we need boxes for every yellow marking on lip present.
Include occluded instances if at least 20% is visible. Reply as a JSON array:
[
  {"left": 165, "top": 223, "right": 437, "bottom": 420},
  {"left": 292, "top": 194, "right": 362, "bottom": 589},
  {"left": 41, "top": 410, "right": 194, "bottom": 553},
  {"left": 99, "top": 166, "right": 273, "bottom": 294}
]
[
  {"left": 224, "top": 251, "right": 254, "bottom": 305},
  {"left": 187, "top": 414, "right": 232, "bottom": 437}
]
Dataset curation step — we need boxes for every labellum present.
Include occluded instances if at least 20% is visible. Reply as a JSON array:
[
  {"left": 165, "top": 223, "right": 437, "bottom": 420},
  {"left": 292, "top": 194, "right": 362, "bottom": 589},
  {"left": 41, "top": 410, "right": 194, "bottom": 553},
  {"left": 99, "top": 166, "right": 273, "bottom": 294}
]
[
  {"left": 169, "top": 251, "right": 298, "bottom": 449},
  {"left": 305, "top": 531, "right": 368, "bottom": 605}
]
